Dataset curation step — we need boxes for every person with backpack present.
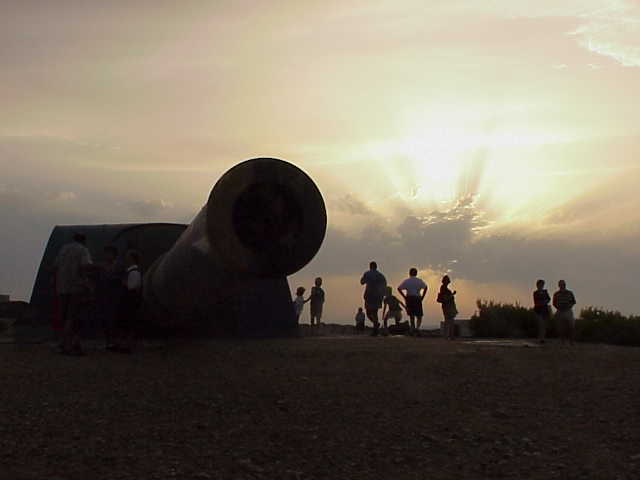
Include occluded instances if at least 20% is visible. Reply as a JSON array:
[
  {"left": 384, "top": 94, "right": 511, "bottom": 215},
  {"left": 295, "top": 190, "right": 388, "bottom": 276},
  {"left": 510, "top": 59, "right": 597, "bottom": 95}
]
[{"left": 437, "top": 275, "right": 458, "bottom": 340}]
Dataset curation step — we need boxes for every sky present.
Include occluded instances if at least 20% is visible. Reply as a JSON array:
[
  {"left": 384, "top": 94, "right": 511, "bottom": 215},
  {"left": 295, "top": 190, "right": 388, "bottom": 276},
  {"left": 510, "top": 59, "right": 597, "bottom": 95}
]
[{"left": 1, "top": 0, "right": 639, "bottom": 326}]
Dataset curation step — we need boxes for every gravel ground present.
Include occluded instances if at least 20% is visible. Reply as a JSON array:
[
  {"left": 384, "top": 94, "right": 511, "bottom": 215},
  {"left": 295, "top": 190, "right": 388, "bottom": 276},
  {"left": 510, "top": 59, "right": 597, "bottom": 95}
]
[{"left": 1, "top": 336, "right": 640, "bottom": 479}]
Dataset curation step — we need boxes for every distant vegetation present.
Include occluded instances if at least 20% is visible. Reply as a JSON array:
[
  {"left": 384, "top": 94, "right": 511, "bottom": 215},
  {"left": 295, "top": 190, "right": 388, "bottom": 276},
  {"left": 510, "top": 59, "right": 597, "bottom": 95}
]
[{"left": 470, "top": 300, "right": 640, "bottom": 346}]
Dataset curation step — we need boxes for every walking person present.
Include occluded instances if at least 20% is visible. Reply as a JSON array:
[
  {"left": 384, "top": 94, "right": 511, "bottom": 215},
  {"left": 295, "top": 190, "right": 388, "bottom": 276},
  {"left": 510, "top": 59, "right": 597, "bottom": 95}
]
[
  {"left": 382, "top": 286, "right": 405, "bottom": 335},
  {"left": 398, "top": 268, "right": 427, "bottom": 336},
  {"left": 113, "top": 250, "right": 143, "bottom": 354},
  {"left": 309, "top": 277, "right": 325, "bottom": 327},
  {"left": 360, "top": 261, "right": 387, "bottom": 336},
  {"left": 533, "top": 279, "right": 551, "bottom": 344},
  {"left": 553, "top": 280, "right": 577, "bottom": 345},
  {"left": 437, "top": 275, "right": 458, "bottom": 340},
  {"left": 53, "top": 233, "right": 93, "bottom": 355}
]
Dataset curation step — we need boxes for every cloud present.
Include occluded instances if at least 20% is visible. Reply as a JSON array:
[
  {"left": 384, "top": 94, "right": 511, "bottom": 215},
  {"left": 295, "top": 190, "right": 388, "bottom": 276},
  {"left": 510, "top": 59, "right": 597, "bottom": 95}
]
[
  {"left": 332, "top": 194, "right": 374, "bottom": 216},
  {"left": 122, "top": 199, "right": 175, "bottom": 219}
]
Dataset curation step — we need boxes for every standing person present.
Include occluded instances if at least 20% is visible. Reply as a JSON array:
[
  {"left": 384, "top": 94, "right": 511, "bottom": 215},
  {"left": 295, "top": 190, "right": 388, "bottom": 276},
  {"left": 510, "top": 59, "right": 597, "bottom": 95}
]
[
  {"left": 309, "top": 277, "right": 325, "bottom": 327},
  {"left": 355, "top": 307, "right": 366, "bottom": 333},
  {"left": 54, "top": 233, "right": 93, "bottom": 355},
  {"left": 398, "top": 268, "right": 428, "bottom": 336},
  {"left": 553, "top": 280, "right": 577, "bottom": 345},
  {"left": 96, "top": 245, "right": 123, "bottom": 350},
  {"left": 292, "top": 286, "right": 310, "bottom": 326},
  {"left": 113, "top": 250, "right": 143, "bottom": 354},
  {"left": 533, "top": 279, "right": 551, "bottom": 344},
  {"left": 360, "top": 261, "right": 387, "bottom": 336},
  {"left": 437, "top": 275, "right": 458, "bottom": 340},
  {"left": 382, "top": 286, "right": 405, "bottom": 335}
]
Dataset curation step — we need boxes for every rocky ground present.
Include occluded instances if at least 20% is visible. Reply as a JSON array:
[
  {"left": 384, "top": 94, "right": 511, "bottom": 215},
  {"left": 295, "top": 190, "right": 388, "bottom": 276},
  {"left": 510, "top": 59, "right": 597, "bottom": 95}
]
[{"left": 1, "top": 335, "right": 639, "bottom": 479}]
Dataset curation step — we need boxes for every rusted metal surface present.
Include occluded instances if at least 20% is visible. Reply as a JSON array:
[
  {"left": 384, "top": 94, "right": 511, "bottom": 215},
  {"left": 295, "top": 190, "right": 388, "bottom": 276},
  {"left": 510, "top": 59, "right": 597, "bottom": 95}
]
[{"left": 143, "top": 158, "right": 327, "bottom": 336}]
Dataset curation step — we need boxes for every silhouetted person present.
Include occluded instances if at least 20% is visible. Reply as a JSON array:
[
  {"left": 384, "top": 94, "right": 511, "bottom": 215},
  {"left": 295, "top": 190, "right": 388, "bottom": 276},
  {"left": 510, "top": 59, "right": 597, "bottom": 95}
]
[
  {"left": 382, "top": 286, "right": 405, "bottom": 335},
  {"left": 398, "top": 267, "right": 427, "bottom": 335},
  {"left": 96, "top": 245, "right": 123, "bottom": 349},
  {"left": 293, "top": 286, "right": 310, "bottom": 326},
  {"left": 437, "top": 275, "right": 458, "bottom": 340},
  {"left": 355, "top": 307, "right": 365, "bottom": 332},
  {"left": 54, "top": 233, "right": 93, "bottom": 355},
  {"left": 309, "top": 277, "right": 325, "bottom": 327},
  {"left": 360, "top": 261, "right": 387, "bottom": 336},
  {"left": 113, "top": 250, "right": 142, "bottom": 354},
  {"left": 553, "top": 280, "right": 576, "bottom": 345},
  {"left": 533, "top": 279, "right": 551, "bottom": 344}
]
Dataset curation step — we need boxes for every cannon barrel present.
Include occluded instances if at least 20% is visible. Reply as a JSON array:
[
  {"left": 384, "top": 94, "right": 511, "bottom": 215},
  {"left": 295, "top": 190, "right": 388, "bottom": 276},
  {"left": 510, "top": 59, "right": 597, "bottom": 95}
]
[{"left": 143, "top": 158, "right": 327, "bottom": 336}]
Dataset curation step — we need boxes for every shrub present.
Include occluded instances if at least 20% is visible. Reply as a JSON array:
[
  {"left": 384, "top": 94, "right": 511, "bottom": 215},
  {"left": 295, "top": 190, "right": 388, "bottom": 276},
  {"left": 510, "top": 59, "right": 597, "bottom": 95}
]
[
  {"left": 576, "top": 307, "right": 640, "bottom": 346},
  {"left": 470, "top": 299, "right": 542, "bottom": 338}
]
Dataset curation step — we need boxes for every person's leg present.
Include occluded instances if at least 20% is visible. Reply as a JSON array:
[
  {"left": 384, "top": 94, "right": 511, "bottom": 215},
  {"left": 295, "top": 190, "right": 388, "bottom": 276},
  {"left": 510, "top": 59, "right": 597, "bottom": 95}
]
[
  {"left": 409, "top": 315, "right": 415, "bottom": 332},
  {"left": 367, "top": 309, "right": 379, "bottom": 336},
  {"left": 58, "top": 294, "right": 70, "bottom": 350},
  {"left": 416, "top": 315, "right": 422, "bottom": 331},
  {"left": 66, "top": 295, "right": 84, "bottom": 354},
  {"left": 537, "top": 314, "right": 545, "bottom": 343},
  {"left": 568, "top": 311, "right": 575, "bottom": 345}
]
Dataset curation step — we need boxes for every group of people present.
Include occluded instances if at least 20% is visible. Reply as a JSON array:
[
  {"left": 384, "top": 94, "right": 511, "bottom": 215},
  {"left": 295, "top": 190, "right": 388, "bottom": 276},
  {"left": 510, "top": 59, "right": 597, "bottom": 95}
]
[
  {"left": 533, "top": 279, "right": 577, "bottom": 344},
  {"left": 53, "top": 233, "right": 143, "bottom": 355},
  {"left": 293, "top": 262, "right": 579, "bottom": 344},
  {"left": 357, "top": 262, "right": 458, "bottom": 338},
  {"left": 293, "top": 277, "right": 325, "bottom": 326}
]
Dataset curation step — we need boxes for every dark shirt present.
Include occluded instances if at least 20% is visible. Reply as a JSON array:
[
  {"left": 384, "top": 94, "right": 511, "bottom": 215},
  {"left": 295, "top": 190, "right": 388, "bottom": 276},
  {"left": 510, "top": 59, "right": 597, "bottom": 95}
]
[
  {"left": 533, "top": 289, "right": 551, "bottom": 314},
  {"left": 384, "top": 295, "right": 402, "bottom": 312},
  {"left": 360, "top": 269, "right": 387, "bottom": 302},
  {"left": 310, "top": 286, "right": 325, "bottom": 306}
]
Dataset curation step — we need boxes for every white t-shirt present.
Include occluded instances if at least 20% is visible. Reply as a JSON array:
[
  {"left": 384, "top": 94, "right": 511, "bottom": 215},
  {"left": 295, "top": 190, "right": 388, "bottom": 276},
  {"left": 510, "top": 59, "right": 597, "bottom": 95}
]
[
  {"left": 55, "top": 242, "right": 93, "bottom": 295},
  {"left": 126, "top": 265, "right": 142, "bottom": 291},
  {"left": 293, "top": 295, "right": 305, "bottom": 315},
  {"left": 398, "top": 277, "right": 427, "bottom": 297}
]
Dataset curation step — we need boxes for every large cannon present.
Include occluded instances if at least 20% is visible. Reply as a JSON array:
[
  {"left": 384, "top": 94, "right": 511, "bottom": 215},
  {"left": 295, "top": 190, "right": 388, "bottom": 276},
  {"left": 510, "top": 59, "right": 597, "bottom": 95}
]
[
  {"left": 30, "top": 158, "right": 326, "bottom": 338},
  {"left": 143, "top": 157, "right": 327, "bottom": 336}
]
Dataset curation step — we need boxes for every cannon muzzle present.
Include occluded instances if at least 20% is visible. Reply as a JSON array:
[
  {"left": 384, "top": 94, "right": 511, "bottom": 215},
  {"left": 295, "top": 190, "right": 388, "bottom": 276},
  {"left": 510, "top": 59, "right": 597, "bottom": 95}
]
[{"left": 143, "top": 158, "right": 327, "bottom": 336}]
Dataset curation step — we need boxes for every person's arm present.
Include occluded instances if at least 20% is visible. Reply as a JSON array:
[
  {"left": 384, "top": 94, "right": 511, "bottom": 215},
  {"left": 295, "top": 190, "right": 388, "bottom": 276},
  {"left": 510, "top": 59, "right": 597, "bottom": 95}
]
[
  {"left": 570, "top": 292, "right": 576, "bottom": 307},
  {"left": 399, "top": 300, "right": 407, "bottom": 311},
  {"left": 420, "top": 285, "right": 428, "bottom": 301},
  {"left": 360, "top": 273, "right": 367, "bottom": 285},
  {"left": 552, "top": 293, "right": 559, "bottom": 310},
  {"left": 397, "top": 287, "right": 407, "bottom": 300}
]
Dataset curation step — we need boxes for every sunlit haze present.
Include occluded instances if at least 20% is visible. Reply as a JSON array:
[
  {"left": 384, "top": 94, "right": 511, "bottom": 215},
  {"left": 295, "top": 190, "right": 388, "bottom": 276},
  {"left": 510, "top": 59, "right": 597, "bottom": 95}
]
[{"left": 1, "top": 0, "right": 639, "bottom": 325}]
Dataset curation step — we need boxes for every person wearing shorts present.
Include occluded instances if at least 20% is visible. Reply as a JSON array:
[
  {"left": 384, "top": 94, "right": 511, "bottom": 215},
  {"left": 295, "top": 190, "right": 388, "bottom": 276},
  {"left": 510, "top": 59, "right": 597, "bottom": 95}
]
[
  {"left": 553, "top": 280, "right": 576, "bottom": 345},
  {"left": 533, "top": 279, "right": 551, "bottom": 344},
  {"left": 398, "top": 268, "right": 427, "bottom": 335},
  {"left": 360, "top": 261, "right": 387, "bottom": 336}
]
